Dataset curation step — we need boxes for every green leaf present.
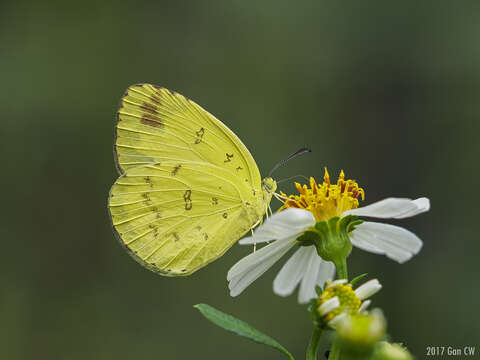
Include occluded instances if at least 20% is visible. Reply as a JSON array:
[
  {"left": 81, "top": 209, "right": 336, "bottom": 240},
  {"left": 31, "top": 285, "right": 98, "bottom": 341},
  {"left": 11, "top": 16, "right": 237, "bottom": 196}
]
[
  {"left": 315, "top": 284, "right": 323, "bottom": 296},
  {"left": 194, "top": 304, "right": 295, "bottom": 360},
  {"left": 350, "top": 273, "right": 368, "bottom": 286}
]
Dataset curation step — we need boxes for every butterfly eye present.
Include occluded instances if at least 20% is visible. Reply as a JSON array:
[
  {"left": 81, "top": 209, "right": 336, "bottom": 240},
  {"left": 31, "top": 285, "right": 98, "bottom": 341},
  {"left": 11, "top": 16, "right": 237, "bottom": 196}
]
[{"left": 262, "top": 178, "right": 277, "bottom": 193}]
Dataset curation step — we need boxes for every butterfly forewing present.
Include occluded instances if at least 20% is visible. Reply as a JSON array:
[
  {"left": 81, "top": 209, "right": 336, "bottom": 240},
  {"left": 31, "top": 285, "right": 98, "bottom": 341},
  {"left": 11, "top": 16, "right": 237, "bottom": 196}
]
[{"left": 115, "top": 84, "right": 261, "bottom": 191}]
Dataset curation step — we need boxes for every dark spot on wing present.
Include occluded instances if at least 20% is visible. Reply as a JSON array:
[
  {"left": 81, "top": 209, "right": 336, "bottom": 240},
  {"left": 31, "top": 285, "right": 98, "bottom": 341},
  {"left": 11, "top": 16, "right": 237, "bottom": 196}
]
[
  {"left": 194, "top": 127, "right": 205, "bottom": 144},
  {"left": 144, "top": 176, "right": 154, "bottom": 187},
  {"left": 212, "top": 197, "right": 218, "bottom": 205},
  {"left": 236, "top": 166, "right": 243, "bottom": 171},
  {"left": 224, "top": 153, "right": 234, "bottom": 162},
  {"left": 141, "top": 114, "right": 163, "bottom": 128},
  {"left": 172, "top": 232, "right": 180, "bottom": 242},
  {"left": 148, "top": 224, "right": 159, "bottom": 236},
  {"left": 171, "top": 164, "right": 182, "bottom": 176},
  {"left": 184, "top": 190, "right": 192, "bottom": 210},
  {"left": 222, "top": 212, "right": 228, "bottom": 219},
  {"left": 204, "top": 233, "right": 209, "bottom": 240},
  {"left": 140, "top": 102, "right": 158, "bottom": 115},
  {"left": 150, "top": 94, "right": 161, "bottom": 105}
]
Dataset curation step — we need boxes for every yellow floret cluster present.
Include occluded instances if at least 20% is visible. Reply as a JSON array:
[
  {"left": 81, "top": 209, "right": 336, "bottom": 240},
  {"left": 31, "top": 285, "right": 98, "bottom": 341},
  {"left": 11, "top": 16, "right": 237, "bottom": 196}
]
[
  {"left": 279, "top": 168, "right": 365, "bottom": 222},
  {"left": 318, "top": 283, "right": 361, "bottom": 322}
]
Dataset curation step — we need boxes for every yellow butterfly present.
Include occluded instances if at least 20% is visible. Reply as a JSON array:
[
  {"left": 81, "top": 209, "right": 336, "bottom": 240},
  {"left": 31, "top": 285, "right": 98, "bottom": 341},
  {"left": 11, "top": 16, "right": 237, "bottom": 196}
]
[{"left": 108, "top": 84, "right": 278, "bottom": 276}]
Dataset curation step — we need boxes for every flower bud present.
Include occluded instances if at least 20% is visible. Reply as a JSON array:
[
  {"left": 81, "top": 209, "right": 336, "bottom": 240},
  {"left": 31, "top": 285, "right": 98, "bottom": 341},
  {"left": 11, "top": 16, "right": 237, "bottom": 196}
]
[
  {"left": 373, "top": 341, "right": 413, "bottom": 360},
  {"left": 335, "top": 309, "right": 386, "bottom": 357}
]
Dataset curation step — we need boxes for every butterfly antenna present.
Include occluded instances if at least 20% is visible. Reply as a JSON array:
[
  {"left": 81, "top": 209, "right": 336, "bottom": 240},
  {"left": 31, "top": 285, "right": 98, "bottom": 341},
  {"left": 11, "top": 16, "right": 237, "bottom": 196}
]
[
  {"left": 268, "top": 147, "right": 312, "bottom": 177},
  {"left": 277, "top": 174, "right": 309, "bottom": 184}
]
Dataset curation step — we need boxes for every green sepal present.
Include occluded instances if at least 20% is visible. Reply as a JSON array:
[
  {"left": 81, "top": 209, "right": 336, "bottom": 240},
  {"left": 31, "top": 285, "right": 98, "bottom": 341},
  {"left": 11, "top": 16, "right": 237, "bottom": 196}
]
[
  {"left": 307, "top": 299, "right": 322, "bottom": 329},
  {"left": 307, "top": 298, "right": 330, "bottom": 330},
  {"left": 350, "top": 273, "right": 368, "bottom": 287},
  {"left": 339, "top": 215, "right": 362, "bottom": 233},
  {"left": 194, "top": 304, "right": 295, "bottom": 360},
  {"left": 297, "top": 230, "right": 322, "bottom": 247},
  {"left": 342, "top": 215, "right": 363, "bottom": 233},
  {"left": 315, "top": 284, "right": 323, "bottom": 296},
  {"left": 314, "top": 216, "right": 340, "bottom": 234}
]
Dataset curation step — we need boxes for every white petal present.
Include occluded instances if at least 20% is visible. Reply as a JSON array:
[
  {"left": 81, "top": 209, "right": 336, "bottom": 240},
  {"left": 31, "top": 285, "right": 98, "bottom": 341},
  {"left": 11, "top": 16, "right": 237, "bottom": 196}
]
[
  {"left": 298, "top": 248, "right": 323, "bottom": 304},
  {"left": 359, "top": 299, "right": 371, "bottom": 312},
  {"left": 316, "top": 260, "right": 336, "bottom": 288},
  {"left": 228, "top": 238, "right": 294, "bottom": 296},
  {"left": 344, "top": 197, "right": 430, "bottom": 219},
  {"left": 355, "top": 279, "right": 382, "bottom": 300},
  {"left": 239, "top": 208, "right": 315, "bottom": 245},
  {"left": 273, "top": 246, "right": 311, "bottom": 296},
  {"left": 228, "top": 237, "right": 293, "bottom": 280},
  {"left": 351, "top": 222, "right": 423, "bottom": 263},
  {"left": 329, "top": 312, "right": 348, "bottom": 326},
  {"left": 318, "top": 296, "right": 340, "bottom": 315},
  {"left": 326, "top": 279, "right": 348, "bottom": 289}
]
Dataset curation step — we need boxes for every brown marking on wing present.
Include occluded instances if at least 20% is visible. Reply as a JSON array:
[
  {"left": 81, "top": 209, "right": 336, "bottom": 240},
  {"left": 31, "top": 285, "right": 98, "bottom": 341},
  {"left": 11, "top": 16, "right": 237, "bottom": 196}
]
[
  {"left": 140, "top": 102, "right": 158, "bottom": 114},
  {"left": 150, "top": 94, "right": 161, "bottom": 105},
  {"left": 194, "top": 127, "right": 205, "bottom": 144},
  {"left": 171, "top": 164, "right": 182, "bottom": 176},
  {"left": 141, "top": 114, "right": 163, "bottom": 128},
  {"left": 184, "top": 190, "right": 192, "bottom": 210},
  {"left": 224, "top": 153, "right": 234, "bottom": 162}
]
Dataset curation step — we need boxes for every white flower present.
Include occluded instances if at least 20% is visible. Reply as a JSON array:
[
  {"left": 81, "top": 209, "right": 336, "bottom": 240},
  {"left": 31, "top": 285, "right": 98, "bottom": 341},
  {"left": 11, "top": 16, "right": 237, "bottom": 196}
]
[{"left": 227, "top": 170, "right": 430, "bottom": 303}]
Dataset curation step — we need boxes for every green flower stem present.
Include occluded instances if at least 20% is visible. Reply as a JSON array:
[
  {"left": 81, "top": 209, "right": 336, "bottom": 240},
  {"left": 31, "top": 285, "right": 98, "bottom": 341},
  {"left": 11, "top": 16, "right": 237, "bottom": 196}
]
[
  {"left": 335, "top": 257, "right": 348, "bottom": 280},
  {"left": 328, "top": 339, "right": 341, "bottom": 360},
  {"left": 306, "top": 327, "right": 323, "bottom": 360}
]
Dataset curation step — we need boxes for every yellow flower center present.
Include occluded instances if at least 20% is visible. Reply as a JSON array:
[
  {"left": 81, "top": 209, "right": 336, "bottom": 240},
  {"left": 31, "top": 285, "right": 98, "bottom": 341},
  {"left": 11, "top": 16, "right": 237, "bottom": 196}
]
[
  {"left": 317, "top": 283, "right": 361, "bottom": 322},
  {"left": 279, "top": 168, "right": 365, "bottom": 222}
]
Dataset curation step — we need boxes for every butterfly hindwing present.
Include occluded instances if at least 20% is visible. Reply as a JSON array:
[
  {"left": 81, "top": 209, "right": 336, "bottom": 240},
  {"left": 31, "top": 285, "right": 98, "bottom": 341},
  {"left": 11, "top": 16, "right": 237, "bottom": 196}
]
[{"left": 108, "top": 162, "right": 262, "bottom": 276}]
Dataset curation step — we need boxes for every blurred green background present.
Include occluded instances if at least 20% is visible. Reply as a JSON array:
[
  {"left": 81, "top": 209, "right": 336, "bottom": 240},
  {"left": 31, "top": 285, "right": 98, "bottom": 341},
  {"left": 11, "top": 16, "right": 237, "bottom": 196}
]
[{"left": 1, "top": 1, "right": 479, "bottom": 359}]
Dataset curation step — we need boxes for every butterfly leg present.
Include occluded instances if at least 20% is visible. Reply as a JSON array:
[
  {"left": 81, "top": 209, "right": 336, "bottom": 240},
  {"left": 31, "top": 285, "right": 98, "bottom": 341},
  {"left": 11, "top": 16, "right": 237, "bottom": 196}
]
[
  {"left": 250, "top": 219, "right": 261, "bottom": 253},
  {"left": 273, "top": 192, "right": 286, "bottom": 204}
]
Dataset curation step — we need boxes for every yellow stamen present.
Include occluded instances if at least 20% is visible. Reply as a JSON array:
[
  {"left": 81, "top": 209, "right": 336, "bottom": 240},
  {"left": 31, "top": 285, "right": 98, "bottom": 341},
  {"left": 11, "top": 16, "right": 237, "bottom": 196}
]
[{"left": 279, "top": 168, "right": 365, "bottom": 222}]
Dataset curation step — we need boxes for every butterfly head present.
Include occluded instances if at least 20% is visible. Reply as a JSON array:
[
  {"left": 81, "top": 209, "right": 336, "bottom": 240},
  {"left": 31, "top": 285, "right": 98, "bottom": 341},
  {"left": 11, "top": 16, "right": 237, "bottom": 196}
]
[{"left": 262, "top": 177, "right": 277, "bottom": 194}]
